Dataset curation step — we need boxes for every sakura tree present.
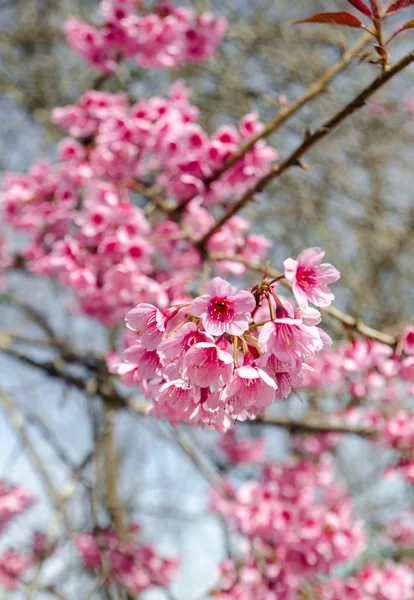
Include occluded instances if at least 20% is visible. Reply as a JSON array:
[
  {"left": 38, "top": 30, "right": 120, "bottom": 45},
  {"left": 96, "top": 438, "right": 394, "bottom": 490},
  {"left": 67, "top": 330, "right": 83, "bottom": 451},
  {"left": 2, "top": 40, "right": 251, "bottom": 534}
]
[{"left": 0, "top": 0, "right": 413, "bottom": 598}]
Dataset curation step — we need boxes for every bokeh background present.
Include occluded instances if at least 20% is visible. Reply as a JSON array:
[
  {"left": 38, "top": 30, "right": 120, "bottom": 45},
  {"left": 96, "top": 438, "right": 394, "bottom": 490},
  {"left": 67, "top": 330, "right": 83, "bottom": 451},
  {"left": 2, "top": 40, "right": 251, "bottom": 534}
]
[{"left": 0, "top": 1, "right": 413, "bottom": 598}]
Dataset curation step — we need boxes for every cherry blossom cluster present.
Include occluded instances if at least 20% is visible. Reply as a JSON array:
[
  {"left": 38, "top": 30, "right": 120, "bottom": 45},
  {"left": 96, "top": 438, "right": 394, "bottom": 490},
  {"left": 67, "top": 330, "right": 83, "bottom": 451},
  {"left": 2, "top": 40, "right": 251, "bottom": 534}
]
[
  {"left": 1, "top": 85, "right": 275, "bottom": 324},
  {"left": 316, "top": 561, "right": 414, "bottom": 600},
  {"left": 65, "top": 0, "right": 226, "bottom": 73},
  {"left": 214, "top": 552, "right": 304, "bottom": 600},
  {"left": 386, "top": 513, "right": 414, "bottom": 550},
  {"left": 212, "top": 454, "right": 366, "bottom": 598},
  {"left": 121, "top": 270, "right": 337, "bottom": 430},
  {"left": 300, "top": 333, "right": 414, "bottom": 482},
  {"left": 75, "top": 525, "right": 179, "bottom": 594},
  {"left": 303, "top": 335, "right": 414, "bottom": 401},
  {"left": 0, "top": 481, "right": 50, "bottom": 591},
  {"left": 50, "top": 83, "right": 276, "bottom": 205}
]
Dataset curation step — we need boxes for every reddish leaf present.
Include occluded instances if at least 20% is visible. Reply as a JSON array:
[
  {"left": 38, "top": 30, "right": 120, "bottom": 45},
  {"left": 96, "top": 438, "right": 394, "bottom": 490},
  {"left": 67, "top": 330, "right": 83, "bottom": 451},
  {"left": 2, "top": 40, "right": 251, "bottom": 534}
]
[
  {"left": 386, "top": 0, "right": 414, "bottom": 16},
  {"left": 346, "top": 0, "right": 372, "bottom": 17},
  {"left": 369, "top": 0, "right": 380, "bottom": 20},
  {"left": 293, "top": 11, "right": 367, "bottom": 28}
]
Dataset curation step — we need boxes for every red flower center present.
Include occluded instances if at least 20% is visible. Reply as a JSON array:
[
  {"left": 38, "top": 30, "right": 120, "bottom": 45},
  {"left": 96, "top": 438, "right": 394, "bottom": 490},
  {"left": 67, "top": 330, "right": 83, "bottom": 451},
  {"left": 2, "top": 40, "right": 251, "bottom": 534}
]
[
  {"left": 208, "top": 297, "right": 234, "bottom": 322},
  {"left": 296, "top": 265, "right": 317, "bottom": 290}
]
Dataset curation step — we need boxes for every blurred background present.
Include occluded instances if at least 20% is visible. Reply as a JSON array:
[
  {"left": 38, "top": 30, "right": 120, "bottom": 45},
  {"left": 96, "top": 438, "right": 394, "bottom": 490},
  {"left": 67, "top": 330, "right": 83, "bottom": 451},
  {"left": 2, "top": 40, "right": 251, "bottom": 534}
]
[{"left": 0, "top": 0, "right": 413, "bottom": 598}]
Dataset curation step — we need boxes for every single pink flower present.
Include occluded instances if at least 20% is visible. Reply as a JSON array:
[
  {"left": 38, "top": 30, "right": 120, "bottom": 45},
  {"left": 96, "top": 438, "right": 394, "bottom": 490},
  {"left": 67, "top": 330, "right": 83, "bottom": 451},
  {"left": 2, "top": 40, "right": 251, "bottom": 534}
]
[
  {"left": 284, "top": 247, "right": 340, "bottom": 307},
  {"left": 257, "top": 353, "right": 304, "bottom": 399},
  {"left": 190, "top": 277, "right": 255, "bottom": 336},
  {"left": 75, "top": 534, "right": 102, "bottom": 570},
  {"left": 122, "top": 342, "right": 161, "bottom": 379},
  {"left": 221, "top": 365, "right": 277, "bottom": 417},
  {"left": 125, "top": 303, "right": 180, "bottom": 350},
  {"left": 401, "top": 326, "right": 414, "bottom": 355},
  {"left": 258, "top": 302, "right": 326, "bottom": 361},
  {"left": 183, "top": 342, "right": 234, "bottom": 387}
]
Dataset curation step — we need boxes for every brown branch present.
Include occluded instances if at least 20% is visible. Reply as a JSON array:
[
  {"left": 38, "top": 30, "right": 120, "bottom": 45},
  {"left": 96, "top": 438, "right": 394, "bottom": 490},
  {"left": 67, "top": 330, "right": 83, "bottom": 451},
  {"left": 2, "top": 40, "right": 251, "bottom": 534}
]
[
  {"left": 173, "top": 428, "right": 223, "bottom": 488},
  {"left": 171, "top": 32, "right": 375, "bottom": 218},
  {"left": 202, "top": 32, "right": 373, "bottom": 186},
  {"left": 209, "top": 252, "right": 398, "bottom": 347},
  {"left": 99, "top": 401, "right": 130, "bottom": 539},
  {"left": 130, "top": 32, "right": 376, "bottom": 220},
  {"left": 130, "top": 180, "right": 175, "bottom": 213},
  {"left": 1, "top": 331, "right": 104, "bottom": 369},
  {"left": 198, "top": 50, "right": 414, "bottom": 247},
  {"left": 0, "top": 391, "right": 61, "bottom": 507},
  {"left": 0, "top": 293, "right": 56, "bottom": 338},
  {"left": 255, "top": 414, "right": 376, "bottom": 436},
  {"left": 0, "top": 342, "right": 379, "bottom": 438}
]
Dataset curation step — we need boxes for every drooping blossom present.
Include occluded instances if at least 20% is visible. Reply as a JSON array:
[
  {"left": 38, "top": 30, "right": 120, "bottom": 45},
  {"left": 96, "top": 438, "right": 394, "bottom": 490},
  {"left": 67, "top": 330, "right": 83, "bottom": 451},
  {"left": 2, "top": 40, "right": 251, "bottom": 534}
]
[
  {"left": 221, "top": 365, "right": 277, "bottom": 418},
  {"left": 183, "top": 342, "right": 234, "bottom": 387},
  {"left": 284, "top": 247, "right": 340, "bottom": 307},
  {"left": 258, "top": 300, "right": 329, "bottom": 361}
]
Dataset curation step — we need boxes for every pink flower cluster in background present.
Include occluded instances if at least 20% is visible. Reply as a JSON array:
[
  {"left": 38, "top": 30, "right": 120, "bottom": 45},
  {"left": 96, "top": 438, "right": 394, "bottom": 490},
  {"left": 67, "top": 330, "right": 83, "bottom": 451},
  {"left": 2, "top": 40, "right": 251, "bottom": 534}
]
[
  {"left": 0, "top": 481, "right": 48, "bottom": 590},
  {"left": 212, "top": 455, "right": 366, "bottom": 599},
  {"left": 1, "top": 85, "right": 275, "bottom": 325},
  {"left": 121, "top": 276, "right": 333, "bottom": 430},
  {"left": 64, "top": 0, "right": 226, "bottom": 73},
  {"left": 318, "top": 561, "right": 414, "bottom": 600},
  {"left": 301, "top": 335, "right": 414, "bottom": 482},
  {"left": 0, "top": 481, "right": 34, "bottom": 535},
  {"left": 75, "top": 526, "right": 179, "bottom": 594}
]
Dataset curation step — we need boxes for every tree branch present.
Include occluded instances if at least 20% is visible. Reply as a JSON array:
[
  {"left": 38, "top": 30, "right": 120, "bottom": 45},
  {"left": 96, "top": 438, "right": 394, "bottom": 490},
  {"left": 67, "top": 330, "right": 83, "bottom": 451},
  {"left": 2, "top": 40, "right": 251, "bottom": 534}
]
[
  {"left": 199, "top": 32, "right": 373, "bottom": 187},
  {"left": 0, "top": 342, "right": 379, "bottom": 438},
  {"left": 198, "top": 50, "right": 414, "bottom": 246}
]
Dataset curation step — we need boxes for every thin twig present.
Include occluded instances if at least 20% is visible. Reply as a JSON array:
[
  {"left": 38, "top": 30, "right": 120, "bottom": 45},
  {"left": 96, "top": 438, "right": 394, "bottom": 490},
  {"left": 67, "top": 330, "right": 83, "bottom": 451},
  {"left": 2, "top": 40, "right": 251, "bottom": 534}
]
[
  {"left": 192, "top": 32, "right": 374, "bottom": 192},
  {"left": 0, "top": 391, "right": 61, "bottom": 507},
  {"left": 171, "top": 30, "right": 376, "bottom": 218},
  {"left": 198, "top": 51, "right": 414, "bottom": 246}
]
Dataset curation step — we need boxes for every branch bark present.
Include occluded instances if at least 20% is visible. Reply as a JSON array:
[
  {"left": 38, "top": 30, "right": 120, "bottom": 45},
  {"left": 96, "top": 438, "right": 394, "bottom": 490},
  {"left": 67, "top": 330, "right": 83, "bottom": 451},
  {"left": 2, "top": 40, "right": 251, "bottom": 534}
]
[{"left": 198, "top": 50, "right": 414, "bottom": 246}]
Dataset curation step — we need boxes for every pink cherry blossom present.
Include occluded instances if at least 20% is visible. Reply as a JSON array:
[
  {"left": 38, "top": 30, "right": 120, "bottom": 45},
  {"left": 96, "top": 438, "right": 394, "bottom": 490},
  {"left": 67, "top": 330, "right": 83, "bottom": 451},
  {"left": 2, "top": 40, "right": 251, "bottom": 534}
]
[
  {"left": 125, "top": 303, "right": 181, "bottom": 350},
  {"left": 401, "top": 325, "right": 414, "bottom": 355},
  {"left": 122, "top": 342, "right": 161, "bottom": 379},
  {"left": 0, "top": 552, "right": 32, "bottom": 590},
  {"left": 258, "top": 300, "right": 327, "bottom": 361},
  {"left": 183, "top": 342, "right": 234, "bottom": 387},
  {"left": 284, "top": 247, "right": 340, "bottom": 307},
  {"left": 221, "top": 365, "right": 277, "bottom": 418},
  {"left": 190, "top": 277, "right": 256, "bottom": 336}
]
